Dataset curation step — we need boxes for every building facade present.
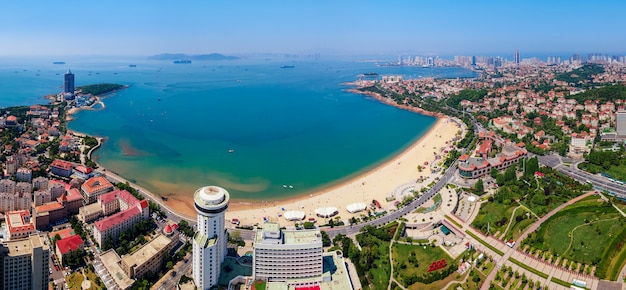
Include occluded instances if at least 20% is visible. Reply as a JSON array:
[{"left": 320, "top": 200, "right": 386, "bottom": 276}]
[
  {"left": 193, "top": 186, "right": 229, "bottom": 290},
  {"left": 253, "top": 223, "right": 323, "bottom": 284},
  {"left": 81, "top": 176, "right": 114, "bottom": 205},
  {"left": 92, "top": 199, "right": 149, "bottom": 247},
  {"left": 617, "top": 110, "right": 626, "bottom": 136},
  {"left": 64, "top": 70, "right": 74, "bottom": 94},
  {"left": 0, "top": 234, "right": 50, "bottom": 290},
  {"left": 5, "top": 210, "right": 36, "bottom": 241}
]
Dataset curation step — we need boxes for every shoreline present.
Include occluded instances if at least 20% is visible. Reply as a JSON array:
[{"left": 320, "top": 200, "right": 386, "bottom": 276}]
[
  {"left": 64, "top": 82, "right": 461, "bottom": 224},
  {"left": 221, "top": 117, "right": 460, "bottom": 226}
]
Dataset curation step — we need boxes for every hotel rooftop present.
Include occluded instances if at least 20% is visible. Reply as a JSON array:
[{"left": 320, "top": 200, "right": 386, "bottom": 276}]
[{"left": 255, "top": 223, "right": 322, "bottom": 245}]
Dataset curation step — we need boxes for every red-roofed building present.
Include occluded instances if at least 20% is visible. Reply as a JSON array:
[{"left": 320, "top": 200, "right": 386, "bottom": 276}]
[
  {"left": 81, "top": 176, "right": 114, "bottom": 204},
  {"left": 50, "top": 159, "right": 72, "bottom": 177},
  {"left": 92, "top": 199, "right": 149, "bottom": 247},
  {"left": 55, "top": 234, "right": 84, "bottom": 265},
  {"left": 5, "top": 115, "right": 18, "bottom": 126},
  {"left": 5, "top": 210, "right": 36, "bottom": 240},
  {"left": 74, "top": 165, "right": 94, "bottom": 180}
]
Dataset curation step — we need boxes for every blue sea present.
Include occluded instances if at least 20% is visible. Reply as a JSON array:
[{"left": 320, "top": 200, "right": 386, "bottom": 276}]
[{"left": 0, "top": 56, "right": 476, "bottom": 203}]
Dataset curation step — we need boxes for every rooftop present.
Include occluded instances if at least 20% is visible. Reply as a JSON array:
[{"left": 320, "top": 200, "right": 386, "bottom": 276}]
[
  {"left": 94, "top": 206, "right": 141, "bottom": 232},
  {"left": 6, "top": 210, "right": 35, "bottom": 234},
  {"left": 82, "top": 176, "right": 114, "bottom": 195},
  {"left": 35, "top": 202, "right": 64, "bottom": 213},
  {"left": 80, "top": 203, "right": 103, "bottom": 216},
  {"left": 51, "top": 159, "right": 72, "bottom": 170},
  {"left": 121, "top": 234, "right": 172, "bottom": 270},
  {"left": 256, "top": 223, "right": 322, "bottom": 245},
  {"left": 56, "top": 234, "right": 84, "bottom": 255},
  {"left": 100, "top": 250, "right": 135, "bottom": 290},
  {"left": 3, "top": 234, "right": 48, "bottom": 257}
]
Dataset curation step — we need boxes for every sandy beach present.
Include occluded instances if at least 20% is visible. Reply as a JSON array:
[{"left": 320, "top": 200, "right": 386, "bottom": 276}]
[{"left": 217, "top": 117, "right": 461, "bottom": 226}]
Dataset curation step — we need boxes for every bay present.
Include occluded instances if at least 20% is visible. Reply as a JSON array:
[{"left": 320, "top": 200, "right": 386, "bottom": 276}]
[{"left": 0, "top": 56, "right": 476, "bottom": 200}]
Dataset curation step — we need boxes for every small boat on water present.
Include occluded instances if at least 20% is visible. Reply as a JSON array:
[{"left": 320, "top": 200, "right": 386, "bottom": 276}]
[
  {"left": 129, "top": 64, "right": 137, "bottom": 67},
  {"left": 228, "top": 149, "right": 235, "bottom": 153},
  {"left": 280, "top": 65, "right": 295, "bottom": 68},
  {"left": 283, "top": 185, "right": 287, "bottom": 188},
  {"left": 52, "top": 61, "right": 65, "bottom": 65},
  {"left": 289, "top": 185, "right": 294, "bottom": 189}
]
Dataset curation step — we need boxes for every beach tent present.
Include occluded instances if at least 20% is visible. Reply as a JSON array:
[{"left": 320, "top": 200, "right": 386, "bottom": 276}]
[
  {"left": 467, "top": 196, "right": 476, "bottom": 202},
  {"left": 315, "top": 207, "right": 338, "bottom": 218},
  {"left": 283, "top": 210, "right": 305, "bottom": 221},
  {"left": 346, "top": 202, "right": 366, "bottom": 213}
]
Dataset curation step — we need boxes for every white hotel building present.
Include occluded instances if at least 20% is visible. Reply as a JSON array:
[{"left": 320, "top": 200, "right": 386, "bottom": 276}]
[
  {"left": 253, "top": 223, "right": 323, "bottom": 284},
  {"left": 193, "top": 186, "right": 229, "bottom": 290}
]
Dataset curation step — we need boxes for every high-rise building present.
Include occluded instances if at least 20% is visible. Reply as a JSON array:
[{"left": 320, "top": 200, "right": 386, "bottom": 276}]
[
  {"left": 64, "top": 70, "right": 75, "bottom": 95},
  {"left": 193, "top": 186, "right": 229, "bottom": 290},
  {"left": 617, "top": 110, "right": 626, "bottom": 136},
  {"left": 0, "top": 234, "right": 50, "bottom": 290},
  {"left": 514, "top": 49, "right": 520, "bottom": 65},
  {"left": 253, "top": 223, "right": 323, "bottom": 283}
]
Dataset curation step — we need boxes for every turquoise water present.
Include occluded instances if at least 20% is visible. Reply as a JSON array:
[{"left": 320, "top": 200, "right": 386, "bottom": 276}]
[{"left": 0, "top": 56, "right": 475, "bottom": 201}]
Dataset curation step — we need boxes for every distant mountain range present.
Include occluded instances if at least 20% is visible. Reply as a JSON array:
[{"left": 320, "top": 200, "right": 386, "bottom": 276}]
[{"left": 149, "top": 53, "right": 240, "bottom": 61}]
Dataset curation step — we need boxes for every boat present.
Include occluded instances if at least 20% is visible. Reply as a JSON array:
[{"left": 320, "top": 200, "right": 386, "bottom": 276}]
[
  {"left": 173, "top": 60, "right": 192, "bottom": 64},
  {"left": 52, "top": 61, "right": 65, "bottom": 65},
  {"left": 129, "top": 64, "right": 137, "bottom": 67},
  {"left": 289, "top": 185, "right": 294, "bottom": 189},
  {"left": 228, "top": 149, "right": 234, "bottom": 153},
  {"left": 363, "top": 72, "right": 378, "bottom": 76},
  {"left": 283, "top": 185, "right": 287, "bottom": 188},
  {"left": 280, "top": 65, "right": 295, "bottom": 68}
]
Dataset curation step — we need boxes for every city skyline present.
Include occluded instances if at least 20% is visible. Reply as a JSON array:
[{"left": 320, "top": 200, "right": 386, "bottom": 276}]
[{"left": 1, "top": 1, "right": 625, "bottom": 56}]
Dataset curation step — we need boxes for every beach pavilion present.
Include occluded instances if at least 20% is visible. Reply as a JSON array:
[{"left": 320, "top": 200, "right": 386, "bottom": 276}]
[
  {"left": 283, "top": 210, "right": 305, "bottom": 221},
  {"left": 346, "top": 202, "right": 367, "bottom": 213},
  {"left": 315, "top": 207, "right": 338, "bottom": 218}
]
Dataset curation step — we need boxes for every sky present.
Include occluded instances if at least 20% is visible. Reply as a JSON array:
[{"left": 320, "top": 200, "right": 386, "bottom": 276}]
[{"left": 1, "top": 0, "right": 625, "bottom": 56}]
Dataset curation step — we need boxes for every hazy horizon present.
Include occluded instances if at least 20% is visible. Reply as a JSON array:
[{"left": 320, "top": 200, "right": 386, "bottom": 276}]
[{"left": 1, "top": 1, "right": 625, "bottom": 57}]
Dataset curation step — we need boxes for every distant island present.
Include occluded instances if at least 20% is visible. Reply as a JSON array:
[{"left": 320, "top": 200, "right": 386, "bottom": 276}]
[
  {"left": 149, "top": 53, "right": 240, "bottom": 61},
  {"left": 77, "top": 83, "right": 127, "bottom": 96}
]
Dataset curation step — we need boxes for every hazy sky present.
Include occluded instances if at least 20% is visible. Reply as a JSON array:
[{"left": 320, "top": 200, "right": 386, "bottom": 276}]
[{"left": 1, "top": 1, "right": 624, "bottom": 56}]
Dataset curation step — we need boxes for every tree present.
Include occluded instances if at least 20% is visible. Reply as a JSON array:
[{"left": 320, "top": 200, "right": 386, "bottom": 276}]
[
  {"left": 490, "top": 167, "right": 498, "bottom": 178},
  {"left": 320, "top": 231, "right": 331, "bottom": 247},
  {"left": 475, "top": 179, "right": 485, "bottom": 195},
  {"left": 165, "top": 261, "right": 174, "bottom": 270}
]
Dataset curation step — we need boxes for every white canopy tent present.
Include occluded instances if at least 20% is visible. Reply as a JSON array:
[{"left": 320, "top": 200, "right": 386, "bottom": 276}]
[
  {"left": 315, "top": 207, "right": 338, "bottom": 218},
  {"left": 346, "top": 202, "right": 367, "bottom": 213},
  {"left": 283, "top": 210, "right": 305, "bottom": 221}
]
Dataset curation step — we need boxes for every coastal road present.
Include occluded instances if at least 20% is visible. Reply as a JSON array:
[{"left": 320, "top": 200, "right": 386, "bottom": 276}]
[
  {"left": 324, "top": 161, "right": 458, "bottom": 238},
  {"left": 537, "top": 154, "right": 626, "bottom": 198}
]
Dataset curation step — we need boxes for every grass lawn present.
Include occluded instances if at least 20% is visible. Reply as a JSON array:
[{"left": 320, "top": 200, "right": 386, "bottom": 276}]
[
  {"left": 525, "top": 198, "right": 625, "bottom": 267},
  {"left": 445, "top": 269, "right": 485, "bottom": 290},
  {"left": 504, "top": 216, "right": 536, "bottom": 241},
  {"left": 596, "top": 225, "right": 626, "bottom": 280},
  {"left": 614, "top": 199, "right": 626, "bottom": 212},
  {"left": 85, "top": 268, "right": 103, "bottom": 290},
  {"left": 605, "top": 164, "right": 626, "bottom": 182},
  {"left": 471, "top": 202, "right": 517, "bottom": 235},
  {"left": 369, "top": 241, "right": 392, "bottom": 290},
  {"left": 392, "top": 243, "right": 452, "bottom": 288},
  {"left": 66, "top": 272, "right": 84, "bottom": 290}
]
